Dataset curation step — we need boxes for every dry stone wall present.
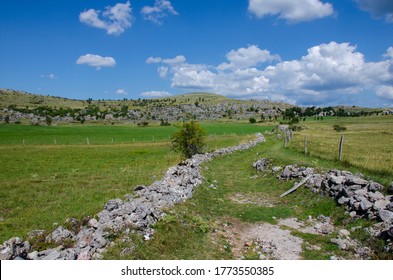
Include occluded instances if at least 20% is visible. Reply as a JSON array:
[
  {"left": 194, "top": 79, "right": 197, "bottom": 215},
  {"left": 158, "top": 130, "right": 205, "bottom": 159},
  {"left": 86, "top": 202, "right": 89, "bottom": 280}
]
[
  {"left": 0, "top": 133, "right": 265, "bottom": 260},
  {"left": 268, "top": 162, "right": 393, "bottom": 247}
]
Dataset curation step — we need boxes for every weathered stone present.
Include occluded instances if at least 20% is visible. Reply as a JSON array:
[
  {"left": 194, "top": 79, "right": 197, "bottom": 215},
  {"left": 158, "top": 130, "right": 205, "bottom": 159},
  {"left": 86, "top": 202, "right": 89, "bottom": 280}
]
[
  {"left": 338, "top": 229, "right": 351, "bottom": 238},
  {"left": 374, "top": 199, "right": 390, "bottom": 211},
  {"left": 367, "top": 181, "right": 384, "bottom": 192},
  {"left": 329, "top": 175, "right": 345, "bottom": 185},
  {"left": 338, "top": 196, "right": 349, "bottom": 205},
  {"left": 0, "top": 238, "right": 30, "bottom": 260},
  {"left": 43, "top": 250, "right": 61, "bottom": 260},
  {"left": 27, "top": 251, "right": 39, "bottom": 260},
  {"left": 368, "top": 191, "right": 385, "bottom": 202},
  {"left": 379, "top": 210, "right": 393, "bottom": 224},
  {"left": 105, "top": 199, "right": 122, "bottom": 211},
  {"left": 360, "top": 199, "right": 373, "bottom": 211},
  {"left": 46, "top": 226, "right": 75, "bottom": 243},
  {"left": 346, "top": 176, "right": 368, "bottom": 186}
]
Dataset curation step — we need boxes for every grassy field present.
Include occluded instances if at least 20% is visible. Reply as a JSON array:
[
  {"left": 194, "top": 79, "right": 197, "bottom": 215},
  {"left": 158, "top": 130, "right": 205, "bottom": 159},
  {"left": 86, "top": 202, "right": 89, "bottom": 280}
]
[
  {"left": 0, "top": 123, "right": 273, "bottom": 145},
  {"left": 1, "top": 116, "right": 392, "bottom": 259},
  {"left": 290, "top": 115, "right": 393, "bottom": 177},
  {"left": 0, "top": 123, "right": 270, "bottom": 242},
  {"left": 105, "top": 134, "right": 390, "bottom": 260}
]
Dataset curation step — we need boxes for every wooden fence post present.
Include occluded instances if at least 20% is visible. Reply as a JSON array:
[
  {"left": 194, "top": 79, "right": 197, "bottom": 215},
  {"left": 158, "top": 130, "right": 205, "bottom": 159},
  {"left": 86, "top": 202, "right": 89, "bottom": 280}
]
[
  {"left": 86, "top": 138, "right": 90, "bottom": 145},
  {"left": 338, "top": 135, "right": 344, "bottom": 161},
  {"left": 304, "top": 135, "right": 308, "bottom": 155}
]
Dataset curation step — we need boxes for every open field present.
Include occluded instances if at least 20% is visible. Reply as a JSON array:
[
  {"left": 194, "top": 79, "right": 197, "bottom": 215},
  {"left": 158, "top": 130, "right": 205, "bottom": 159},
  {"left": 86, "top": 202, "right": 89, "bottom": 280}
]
[
  {"left": 0, "top": 123, "right": 271, "bottom": 242},
  {"left": 0, "top": 123, "right": 273, "bottom": 145},
  {"left": 1, "top": 116, "right": 392, "bottom": 259},
  {"left": 290, "top": 115, "right": 393, "bottom": 177}
]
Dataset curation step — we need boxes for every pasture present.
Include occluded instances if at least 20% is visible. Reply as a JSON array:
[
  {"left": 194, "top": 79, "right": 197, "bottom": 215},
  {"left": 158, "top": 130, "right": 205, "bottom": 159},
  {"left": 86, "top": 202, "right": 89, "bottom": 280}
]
[
  {"left": 0, "top": 123, "right": 271, "bottom": 242},
  {"left": 290, "top": 115, "right": 393, "bottom": 178}
]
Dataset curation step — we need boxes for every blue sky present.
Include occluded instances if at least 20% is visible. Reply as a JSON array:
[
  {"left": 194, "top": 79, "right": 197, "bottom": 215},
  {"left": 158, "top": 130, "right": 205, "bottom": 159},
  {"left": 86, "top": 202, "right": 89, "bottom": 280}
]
[{"left": 1, "top": 0, "right": 393, "bottom": 107}]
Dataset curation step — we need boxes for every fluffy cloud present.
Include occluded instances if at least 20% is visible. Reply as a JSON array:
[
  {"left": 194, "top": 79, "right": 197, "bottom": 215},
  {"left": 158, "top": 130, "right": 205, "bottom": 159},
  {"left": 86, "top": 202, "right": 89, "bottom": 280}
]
[
  {"left": 218, "top": 45, "right": 280, "bottom": 70},
  {"left": 79, "top": 1, "right": 133, "bottom": 35},
  {"left": 248, "top": 0, "right": 334, "bottom": 23},
  {"left": 162, "top": 55, "right": 187, "bottom": 65},
  {"left": 355, "top": 0, "right": 393, "bottom": 22},
  {"left": 76, "top": 54, "right": 116, "bottom": 69},
  {"left": 141, "top": 0, "right": 178, "bottom": 25},
  {"left": 376, "top": 86, "right": 393, "bottom": 100},
  {"left": 148, "top": 43, "right": 393, "bottom": 105},
  {"left": 116, "top": 89, "right": 128, "bottom": 95},
  {"left": 266, "top": 42, "right": 366, "bottom": 93},
  {"left": 141, "top": 91, "right": 172, "bottom": 97},
  {"left": 40, "top": 73, "right": 57, "bottom": 79},
  {"left": 146, "top": 57, "right": 162, "bottom": 64}
]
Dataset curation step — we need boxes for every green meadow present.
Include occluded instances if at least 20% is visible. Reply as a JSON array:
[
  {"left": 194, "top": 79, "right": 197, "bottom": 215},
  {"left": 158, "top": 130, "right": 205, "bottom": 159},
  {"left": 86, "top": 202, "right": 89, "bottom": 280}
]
[
  {"left": 0, "top": 123, "right": 272, "bottom": 242},
  {"left": 1, "top": 116, "right": 392, "bottom": 260}
]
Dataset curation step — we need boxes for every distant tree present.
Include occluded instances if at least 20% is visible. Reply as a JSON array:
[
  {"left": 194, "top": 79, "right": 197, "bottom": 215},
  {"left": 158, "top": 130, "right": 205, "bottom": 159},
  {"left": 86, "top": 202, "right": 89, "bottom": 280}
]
[
  {"left": 45, "top": 116, "right": 52, "bottom": 126},
  {"left": 171, "top": 121, "right": 206, "bottom": 158},
  {"left": 4, "top": 115, "right": 10, "bottom": 124},
  {"left": 249, "top": 117, "right": 256, "bottom": 124},
  {"left": 333, "top": 124, "right": 346, "bottom": 132}
]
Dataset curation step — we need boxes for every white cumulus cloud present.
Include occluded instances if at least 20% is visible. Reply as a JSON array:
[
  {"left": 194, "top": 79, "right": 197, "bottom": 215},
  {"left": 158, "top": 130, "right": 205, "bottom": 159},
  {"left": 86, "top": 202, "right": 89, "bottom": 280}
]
[
  {"left": 76, "top": 54, "right": 116, "bottom": 70},
  {"left": 376, "top": 86, "right": 393, "bottom": 100},
  {"left": 141, "top": 91, "right": 172, "bottom": 97},
  {"left": 162, "top": 55, "right": 187, "bottom": 65},
  {"left": 147, "top": 43, "right": 393, "bottom": 106},
  {"left": 40, "top": 73, "right": 57, "bottom": 79},
  {"left": 218, "top": 45, "right": 280, "bottom": 70},
  {"left": 141, "top": 0, "right": 179, "bottom": 25},
  {"left": 79, "top": 1, "right": 133, "bottom": 35},
  {"left": 116, "top": 89, "right": 128, "bottom": 95},
  {"left": 248, "top": 0, "right": 334, "bottom": 23},
  {"left": 146, "top": 57, "right": 162, "bottom": 64}
]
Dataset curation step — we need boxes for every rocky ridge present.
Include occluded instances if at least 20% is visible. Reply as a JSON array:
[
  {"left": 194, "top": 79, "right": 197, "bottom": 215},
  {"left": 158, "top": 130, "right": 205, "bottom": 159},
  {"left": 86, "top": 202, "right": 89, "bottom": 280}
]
[{"left": 0, "top": 133, "right": 266, "bottom": 260}]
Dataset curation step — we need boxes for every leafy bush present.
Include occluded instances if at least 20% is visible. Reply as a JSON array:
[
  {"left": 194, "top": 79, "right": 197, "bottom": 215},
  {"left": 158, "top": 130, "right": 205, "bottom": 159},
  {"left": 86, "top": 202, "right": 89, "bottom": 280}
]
[
  {"left": 249, "top": 117, "right": 256, "bottom": 124},
  {"left": 333, "top": 124, "right": 347, "bottom": 132},
  {"left": 171, "top": 121, "right": 206, "bottom": 158}
]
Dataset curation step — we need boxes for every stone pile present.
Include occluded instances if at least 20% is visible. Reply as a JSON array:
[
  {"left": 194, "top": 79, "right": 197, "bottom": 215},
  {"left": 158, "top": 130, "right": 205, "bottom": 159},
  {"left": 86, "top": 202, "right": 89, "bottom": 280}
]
[
  {"left": 275, "top": 164, "right": 393, "bottom": 241},
  {"left": 0, "top": 133, "right": 265, "bottom": 260},
  {"left": 252, "top": 158, "right": 271, "bottom": 172}
]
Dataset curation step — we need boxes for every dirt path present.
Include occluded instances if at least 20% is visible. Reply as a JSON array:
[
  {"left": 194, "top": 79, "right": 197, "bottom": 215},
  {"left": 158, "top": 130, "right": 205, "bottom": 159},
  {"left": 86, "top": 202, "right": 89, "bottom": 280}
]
[{"left": 213, "top": 216, "right": 335, "bottom": 260}]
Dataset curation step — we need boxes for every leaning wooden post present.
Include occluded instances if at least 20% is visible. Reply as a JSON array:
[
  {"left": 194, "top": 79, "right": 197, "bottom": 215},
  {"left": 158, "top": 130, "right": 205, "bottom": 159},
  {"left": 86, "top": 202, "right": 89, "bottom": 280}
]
[
  {"left": 304, "top": 135, "right": 308, "bottom": 155},
  {"left": 86, "top": 138, "right": 90, "bottom": 145},
  {"left": 284, "top": 130, "right": 288, "bottom": 147},
  {"left": 338, "top": 135, "right": 344, "bottom": 161}
]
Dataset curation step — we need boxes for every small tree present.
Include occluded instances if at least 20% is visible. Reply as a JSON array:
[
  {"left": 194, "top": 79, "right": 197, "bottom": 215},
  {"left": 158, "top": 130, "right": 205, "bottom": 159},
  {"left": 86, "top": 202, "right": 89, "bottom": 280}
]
[
  {"left": 249, "top": 117, "right": 256, "bottom": 124},
  {"left": 45, "top": 116, "right": 52, "bottom": 126},
  {"left": 171, "top": 121, "right": 206, "bottom": 158}
]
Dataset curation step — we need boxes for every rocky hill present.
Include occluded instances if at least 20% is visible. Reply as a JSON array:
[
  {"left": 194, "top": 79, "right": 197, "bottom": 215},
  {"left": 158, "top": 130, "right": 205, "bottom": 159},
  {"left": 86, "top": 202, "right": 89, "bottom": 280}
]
[{"left": 0, "top": 89, "right": 291, "bottom": 125}]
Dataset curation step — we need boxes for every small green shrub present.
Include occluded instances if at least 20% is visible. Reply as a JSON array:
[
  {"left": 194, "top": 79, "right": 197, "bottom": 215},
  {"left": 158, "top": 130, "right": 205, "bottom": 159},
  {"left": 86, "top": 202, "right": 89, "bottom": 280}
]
[
  {"left": 333, "top": 124, "right": 347, "bottom": 132},
  {"left": 171, "top": 121, "right": 206, "bottom": 158}
]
